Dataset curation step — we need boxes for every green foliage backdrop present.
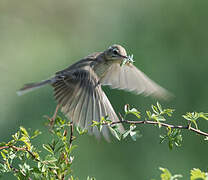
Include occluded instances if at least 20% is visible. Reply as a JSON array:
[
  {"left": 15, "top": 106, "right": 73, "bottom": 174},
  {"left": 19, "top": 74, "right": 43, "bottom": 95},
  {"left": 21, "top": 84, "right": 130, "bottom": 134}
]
[{"left": 0, "top": 0, "right": 208, "bottom": 179}]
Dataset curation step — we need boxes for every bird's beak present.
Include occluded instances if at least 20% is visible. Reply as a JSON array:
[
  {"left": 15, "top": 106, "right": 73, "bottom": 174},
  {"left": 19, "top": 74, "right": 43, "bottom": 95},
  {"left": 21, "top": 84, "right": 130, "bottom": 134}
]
[{"left": 119, "top": 54, "right": 128, "bottom": 59}]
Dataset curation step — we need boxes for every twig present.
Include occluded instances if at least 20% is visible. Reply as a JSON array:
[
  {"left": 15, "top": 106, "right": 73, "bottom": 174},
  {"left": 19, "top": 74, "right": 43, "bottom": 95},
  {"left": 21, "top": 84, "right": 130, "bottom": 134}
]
[
  {"left": 0, "top": 145, "right": 40, "bottom": 161},
  {"left": 50, "top": 104, "right": 60, "bottom": 127},
  {"left": 69, "top": 122, "right": 74, "bottom": 149},
  {"left": 110, "top": 120, "right": 208, "bottom": 137}
]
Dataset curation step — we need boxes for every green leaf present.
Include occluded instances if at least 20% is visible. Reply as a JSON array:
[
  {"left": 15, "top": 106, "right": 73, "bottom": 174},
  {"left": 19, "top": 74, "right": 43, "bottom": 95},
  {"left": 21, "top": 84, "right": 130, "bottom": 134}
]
[
  {"left": 43, "top": 144, "right": 54, "bottom": 154},
  {"left": 31, "top": 167, "right": 41, "bottom": 174},
  {"left": 204, "top": 137, "right": 208, "bottom": 141},
  {"left": 199, "top": 113, "right": 208, "bottom": 120},
  {"left": 156, "top": 115, "right": 166, "bottom": 122},
  {"left": 0, "top": 142, "right": 6, "bottom": 147},
  {"left": 0, "top": 163, "right": 9, "bottom": 173},
  {"left": 9, "top": 153, "right": 16, "bottom": 160},
  {"left": 124, "top": 104, "right": 130, "bottom": 113},
  {"left": 55, "top": 116, "right": 66, "bottom": 125},
  {"left": 44, "top": 155, "right": 57, "bottom": 163},
  {"left": 190, "top": 168, "right": 207, "bottom": 180},
  {"left": 168, "top": 141, "right": 173, "bottom": 150},
  {"left": 120, "top": 54, "right": 134, "bottom": 66},
  {"left": 157, "top": 102, "right": 163, "bottom": 113},
  {"left": 31, "top": 130, "right": 42, "bottom": 139},
  {"left": 122, "top": 124, "right": 141, "bottom": 141},
  {"left": 160, "top": 129, "right": 182, "bottom": 149},
  {"left": 163, "top": 109, "right": 175, "bottom": 117},
  {"left": 109, "top": 126, "right": 121, "bottom": 141},
  {"left": 152, "top": 105, "right": 159, "bottom": 114},
  {"left": 129, "top": 131, "right": 141, "bottom": 141},
  {"left": 146, "top": 111, "right": 152, "bottom": 119},
  {"left": 130, "top": 124, "right": 136, "bottom": 131},
  {"left": 68, "top": 145, "right": 78, "bottom": 155},
  {"left": 1, "top": 152, "right": 6, "bottom": 160},
  {"left": 12, "top": 132, "right": 20, "bottom": 141},
  {"left": 124, "top": 105, "right": 141, "bottom": 119},
  {"left": 159, "top": 167, "right": 172, "bottom": 180},
  {"left": 160, "top": 135, "right": 167, "bottom": 144},
  {"left": 191, "top": 120, "right": 198, "bottom": 130},
  {"left": 159, "top": 167, "right": 182, "bottom": 180},
  {"left": 20, "top": 126, "right": 29, "bottom": 138},
  {"left": 76, "top": 126, "right": 88, "bottom": 135},
  {"left": 122, "top": 130, "right": 130, "bottom": 139},
  {"left": 54, "top": 145, "right": 64, "bottom": 154},
  {"left": 41, "top": 164, "right": 46, "bottom": 173},
  {"left": 91, "top": 121, "right": 100, "bottom": 127},
  {"left": 129, "top": 108, "right": 141, "bottom": 119},
  {"left": 182, "top": 112, "right": 202, "bottom": 129}
]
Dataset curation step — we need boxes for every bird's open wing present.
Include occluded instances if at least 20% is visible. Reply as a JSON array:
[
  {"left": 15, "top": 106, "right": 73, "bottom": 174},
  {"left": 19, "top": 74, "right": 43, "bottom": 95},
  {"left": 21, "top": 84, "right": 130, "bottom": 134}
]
[
  {"left": 52, "top": 67, "right": 124, "bottom": 141},
  {"left": 100, "top": 63, "right": 171, "bottom": 99}
]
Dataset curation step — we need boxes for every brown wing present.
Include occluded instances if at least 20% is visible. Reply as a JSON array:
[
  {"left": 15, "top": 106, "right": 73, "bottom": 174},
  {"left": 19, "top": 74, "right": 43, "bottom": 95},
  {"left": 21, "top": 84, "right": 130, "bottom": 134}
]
[
  {"left": 100, "top": 63, "right": 172, "bottom": 100},
  {"left": 52, "top": 66, "right": 124, "bottom": 141}
]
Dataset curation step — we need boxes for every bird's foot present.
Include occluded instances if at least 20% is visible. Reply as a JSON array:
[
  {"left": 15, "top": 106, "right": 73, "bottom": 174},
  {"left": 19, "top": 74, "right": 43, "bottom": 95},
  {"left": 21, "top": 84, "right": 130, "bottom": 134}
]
[{"left": 44, "top": 104, "right": 60, "bottom": 130}]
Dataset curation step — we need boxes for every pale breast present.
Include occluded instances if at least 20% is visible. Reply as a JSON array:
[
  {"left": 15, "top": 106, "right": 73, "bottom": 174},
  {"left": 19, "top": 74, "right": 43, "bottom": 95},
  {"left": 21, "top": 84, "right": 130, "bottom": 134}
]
[{"left": 93, "top": 61, "right": 113, "bottom": 79}]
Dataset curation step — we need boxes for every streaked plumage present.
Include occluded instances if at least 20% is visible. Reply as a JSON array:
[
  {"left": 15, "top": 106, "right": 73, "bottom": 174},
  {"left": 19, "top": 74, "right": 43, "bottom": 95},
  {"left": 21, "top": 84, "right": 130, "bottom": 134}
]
[{"left": 17, "top": 44, "right": 171, "bottom": 141}]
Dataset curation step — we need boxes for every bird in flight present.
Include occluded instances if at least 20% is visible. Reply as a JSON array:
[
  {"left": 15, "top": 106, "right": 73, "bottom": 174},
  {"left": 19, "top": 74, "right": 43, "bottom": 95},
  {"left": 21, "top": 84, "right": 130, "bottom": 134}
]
[{"left": 18, "top": 44, "right": 170, "bottom": 141}]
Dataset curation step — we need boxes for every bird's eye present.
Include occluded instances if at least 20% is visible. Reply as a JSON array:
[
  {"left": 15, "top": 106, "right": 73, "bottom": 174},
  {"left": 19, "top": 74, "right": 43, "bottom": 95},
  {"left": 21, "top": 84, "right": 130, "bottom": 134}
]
[{"left": 112, "top": 49, "right": 119, "bottom": 55}]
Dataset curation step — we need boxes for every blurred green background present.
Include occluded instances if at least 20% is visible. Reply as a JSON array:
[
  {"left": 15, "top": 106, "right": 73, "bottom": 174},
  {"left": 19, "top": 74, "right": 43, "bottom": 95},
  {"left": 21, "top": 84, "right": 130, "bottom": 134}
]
[{"left": 1, "top": 0, "right": 208, "bottom": 179}]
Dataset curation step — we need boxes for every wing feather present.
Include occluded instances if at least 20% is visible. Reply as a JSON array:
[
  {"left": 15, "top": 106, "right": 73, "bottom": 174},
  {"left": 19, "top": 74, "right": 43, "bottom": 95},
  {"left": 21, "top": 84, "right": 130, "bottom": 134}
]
[
  {"left": 52, "top": 67, "right": 124, "bottom": 141},
  {"left": 101, "top": 63, "right": 171, "bottom": 99}
]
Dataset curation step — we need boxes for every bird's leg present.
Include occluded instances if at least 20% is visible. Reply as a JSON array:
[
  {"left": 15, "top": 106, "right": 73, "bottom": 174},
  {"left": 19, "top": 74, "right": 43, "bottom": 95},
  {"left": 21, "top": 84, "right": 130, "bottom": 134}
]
[
  {"left": 48, "top": 104, "right": 60, "bottom": 128},
  {"left": 95, "top": 80, "right": 101, "bottom": 87}
]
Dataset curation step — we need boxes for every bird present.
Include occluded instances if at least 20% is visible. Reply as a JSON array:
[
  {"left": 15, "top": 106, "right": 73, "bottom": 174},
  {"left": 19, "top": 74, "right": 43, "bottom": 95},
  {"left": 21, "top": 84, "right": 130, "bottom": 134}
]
[{"left": 17, "top": 44, "right": 170, "bottom": 141}]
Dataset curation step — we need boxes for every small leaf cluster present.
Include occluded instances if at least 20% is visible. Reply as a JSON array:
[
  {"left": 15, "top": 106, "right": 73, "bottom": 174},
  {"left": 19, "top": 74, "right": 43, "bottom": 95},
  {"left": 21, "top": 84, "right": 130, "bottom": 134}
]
[
  {"left": 91, "top": 106, "right": 142, "bottom": 141},
  {"left": 159, "top": 167, "right": 182, "bottom": 180},
  {"left": 160, "top": 129, "right": 182, "bottom": 150},
  {"left": 146, "top": 103, "right": 183, "bottom": 149},
  {"left": 146, "top": 102, "right": 174, "bottom": 128},
  {"left": 183, "top": 112, "right": 208, "bottom": 130},
  {"left": 120, "top": 54, "right": 134, "bottom": 66},
  {"left": 92, "top": 102, "right": 208, "bottom": 150},
  {"left": 190, "top": 168, "right": 208, "bottom": 180},
  {"left": 91, "top": 116, "right": 123, "bottom": 141},
  {"left": 111, "top": 103, "right": 178, "bottom": 146},
  {"left": 0, "top": 117, "right": 94, "bottom": 180},
  {"left": 0, "top": 126, "right": 41, "bottom": 179},
  {"left": 153, "top": 167, "right": 208, "bottom": 180}
]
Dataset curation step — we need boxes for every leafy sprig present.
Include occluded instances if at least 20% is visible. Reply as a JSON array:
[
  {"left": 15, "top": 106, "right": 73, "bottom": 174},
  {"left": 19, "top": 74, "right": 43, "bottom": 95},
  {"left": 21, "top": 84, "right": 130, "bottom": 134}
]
[
  {"left": 121, "top": 54, "right": 134, "bottom": 66},
  {"left": 93, "top": 102, "right": 208, "bottom": 149},
  {"left": 0, "top": 117, "right": 95, "bottom": 180}
]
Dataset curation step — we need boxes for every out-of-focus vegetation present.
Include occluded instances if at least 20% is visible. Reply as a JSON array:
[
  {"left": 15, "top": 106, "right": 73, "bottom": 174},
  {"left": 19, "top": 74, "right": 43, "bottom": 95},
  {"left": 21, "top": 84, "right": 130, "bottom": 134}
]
[{"left": 1, "top": 0, "right": 208, "bottom": 179}]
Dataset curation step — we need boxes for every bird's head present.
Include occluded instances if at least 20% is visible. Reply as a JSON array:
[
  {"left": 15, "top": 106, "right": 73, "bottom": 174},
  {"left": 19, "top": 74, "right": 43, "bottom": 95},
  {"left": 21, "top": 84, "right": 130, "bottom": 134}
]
[{"left": 104, "top": 44, "right": 128, "bottom": 62}]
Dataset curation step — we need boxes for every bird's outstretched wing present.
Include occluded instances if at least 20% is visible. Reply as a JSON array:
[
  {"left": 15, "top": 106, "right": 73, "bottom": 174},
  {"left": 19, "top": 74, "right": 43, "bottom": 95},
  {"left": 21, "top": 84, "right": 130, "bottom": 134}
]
[
  {"left": 100, "top": 63, "right": 171, "bottom": 100},
  {"left": 52, "top": 66, "right": 124, "bottom": 141}
]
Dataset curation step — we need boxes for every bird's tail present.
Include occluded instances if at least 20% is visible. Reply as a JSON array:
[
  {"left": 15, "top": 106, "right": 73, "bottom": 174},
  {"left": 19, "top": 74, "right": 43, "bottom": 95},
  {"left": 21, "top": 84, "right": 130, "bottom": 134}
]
[{"left": 17, "top": 79, "right": 52, "bottom": 96}]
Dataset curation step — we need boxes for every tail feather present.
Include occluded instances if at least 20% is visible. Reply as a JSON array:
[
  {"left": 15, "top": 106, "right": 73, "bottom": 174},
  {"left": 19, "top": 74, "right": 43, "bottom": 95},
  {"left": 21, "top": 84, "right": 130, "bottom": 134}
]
[{"left": 17, "top": 79, "right": 52, "bottom": 96}]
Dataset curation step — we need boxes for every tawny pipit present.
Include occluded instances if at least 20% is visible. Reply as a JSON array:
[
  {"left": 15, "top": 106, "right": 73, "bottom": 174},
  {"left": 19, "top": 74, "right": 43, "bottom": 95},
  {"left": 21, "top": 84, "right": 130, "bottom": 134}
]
[{"left": 18, "top": 44, "right": 170, "bottom": 141}]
